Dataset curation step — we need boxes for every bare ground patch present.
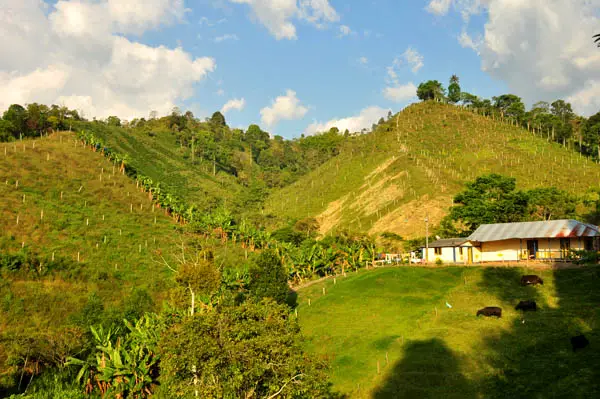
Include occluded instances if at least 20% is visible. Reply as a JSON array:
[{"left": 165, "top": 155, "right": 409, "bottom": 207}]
[{"left": 369, "top": 194, "right": 452, "bottom": 238}]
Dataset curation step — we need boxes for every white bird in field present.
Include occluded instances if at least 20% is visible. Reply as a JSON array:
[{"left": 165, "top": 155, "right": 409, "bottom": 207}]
[{"left": 446, "top": 302, "right": 452, "bottom": 308}]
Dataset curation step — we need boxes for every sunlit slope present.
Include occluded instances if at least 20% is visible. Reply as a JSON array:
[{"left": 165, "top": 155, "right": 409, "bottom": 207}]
[
  {"left": 0, "top": 132, "right": 182, "bottom": 282},
  {"left": 265, "top": 102, "right": 600, "bottom": 237},
  {"left": 80, "top": 123, "right": 246, "bottom": 211}
]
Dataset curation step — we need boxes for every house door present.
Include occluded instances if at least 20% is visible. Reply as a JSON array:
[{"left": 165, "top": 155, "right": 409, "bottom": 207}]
[
  {"left": 467, "top": 248, "right": 473, "bottom": 264},
  {"left": 527, "top": 240, "right": 538, "bottom": 259}
]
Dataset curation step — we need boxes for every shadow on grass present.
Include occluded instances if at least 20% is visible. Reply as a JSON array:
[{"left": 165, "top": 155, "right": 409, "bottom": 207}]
[
  {"left": 478, "top": 265, "right": 600, "bottom": 398},
  {"left": 478, "top": 267, "right": 546, "bottom": 308},
  {"left": 372, "top": 338, "right": 476, "bottom": 399}
]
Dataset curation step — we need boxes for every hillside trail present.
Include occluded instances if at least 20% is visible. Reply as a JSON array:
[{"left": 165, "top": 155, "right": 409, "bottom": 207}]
[{"left": 291, "top": 262, "right": 591, "bottom": 290}]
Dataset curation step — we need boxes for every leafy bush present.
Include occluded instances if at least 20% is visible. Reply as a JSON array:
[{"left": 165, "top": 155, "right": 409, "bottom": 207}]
[
  {"left": 569, "top": 250, "right": 600, "bottom": 265},
  {"left": 248, "top": 250, "right": 290, "bottom": 305}
]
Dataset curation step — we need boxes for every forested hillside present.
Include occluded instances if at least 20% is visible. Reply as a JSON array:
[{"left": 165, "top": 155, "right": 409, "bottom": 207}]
[{"left": 264, "top": 101, "right": 600, "bottom": 237}]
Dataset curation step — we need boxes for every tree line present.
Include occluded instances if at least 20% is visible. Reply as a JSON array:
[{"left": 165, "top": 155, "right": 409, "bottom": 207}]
[{"left": 417, "top": 76, "right": 600, "bottom": 160}]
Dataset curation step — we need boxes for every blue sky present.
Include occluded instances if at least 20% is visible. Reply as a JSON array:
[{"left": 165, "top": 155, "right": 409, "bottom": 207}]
[
  {"left": 3, "top": 1, "right": 600, "bottom": 138},
  {"left": 168, "top": 1, "right": 506, "bottom": 137}
]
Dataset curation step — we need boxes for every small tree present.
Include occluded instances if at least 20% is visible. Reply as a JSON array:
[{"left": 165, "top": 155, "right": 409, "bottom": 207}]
[
  {"left": 248, "top": 249, "right": 290, "bottom": 305},
  {"left": 448, "top": 75, "right": 461, "bottom": 104}
]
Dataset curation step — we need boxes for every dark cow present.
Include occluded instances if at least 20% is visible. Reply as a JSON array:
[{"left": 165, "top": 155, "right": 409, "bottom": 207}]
[
  {"left": 571, "top": 335, "right": 589, "bottom": 352},
  {"left": 477, "top": 307, "right": 502, "bottom": 318},
  {"left": 521, "top": 275, "right": 544, "bottom": 286},
  {"left": 515, "top": 300, "right": 537, "bottom": 311}
]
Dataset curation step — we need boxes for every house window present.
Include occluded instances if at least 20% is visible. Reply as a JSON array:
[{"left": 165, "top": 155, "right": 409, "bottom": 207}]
[
  {"left": 560, "top": 238, "right": 570, "bottom": 251},
  {"left": 458, "top": 247, "right": 463, "bottom": 255},
  {"left": 584, "top": 237, "right": 594, "bottom": 251},
  {"left": 434, "top": 247, "right": 442, "bottom": 255}
]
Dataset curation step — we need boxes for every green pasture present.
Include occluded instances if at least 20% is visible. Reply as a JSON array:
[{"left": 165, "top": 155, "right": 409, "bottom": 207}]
[{"left": 297, "top": 266, "right": 600, "bottom": 398}]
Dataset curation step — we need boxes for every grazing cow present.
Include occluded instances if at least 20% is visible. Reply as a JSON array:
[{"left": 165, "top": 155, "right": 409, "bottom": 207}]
[
  {"left": 521, "top": 275, "right": 544, "bottom": 286},
  {"left": 571, "top": 335, "right": 589, "bottom": 352},
  {"left": 477, "top": 307, "right": 502, "bottom": 318},
  {"left": 515, "top": 300, "right": 537, "bottom": 311}
]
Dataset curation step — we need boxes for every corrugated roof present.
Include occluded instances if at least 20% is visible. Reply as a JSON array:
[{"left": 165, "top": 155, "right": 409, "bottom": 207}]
[
  {"left": 468, "top": 220, "right": 600, "bottom": 242},
  {"left": 427, "top": 238, "right": 468, "bottom": 248}
]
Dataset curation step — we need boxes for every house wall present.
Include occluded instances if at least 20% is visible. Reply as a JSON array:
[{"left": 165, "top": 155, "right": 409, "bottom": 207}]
[
  {"left": 426, "top": 247, "right": 457, "bottom": 264},
  {"left": 480, "top": 239, "right": 522, "bottom": 262},
  {"left": 425, "top": 246, "right": 473, "bottom": 264},
  {"left": 479, "top": 237, "right": 590, "bottom": 262}
]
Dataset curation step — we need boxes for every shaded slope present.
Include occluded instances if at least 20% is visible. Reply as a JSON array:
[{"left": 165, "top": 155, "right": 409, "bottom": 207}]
[{"left": 265, "top": 102, "right": 600, "bottom": 237}]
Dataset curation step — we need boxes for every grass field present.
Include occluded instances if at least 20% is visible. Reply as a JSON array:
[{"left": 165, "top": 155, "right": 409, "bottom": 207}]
[
  {"left": 265, "top": 102, "right": 600, "bottom": 237},
  {"left": 296, "top": 266, "right": 600, "bottom": 398}
]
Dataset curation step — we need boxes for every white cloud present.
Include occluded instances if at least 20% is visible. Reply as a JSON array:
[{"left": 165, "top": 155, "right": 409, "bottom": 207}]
[
  {"left": 214, "top": 33, "right": 239, "bottom": 42},
  {"left": 383, "top": 82, "right": 418, "bottom": 103},
  {"left": 216, "top": 89, "right": 226, "bottom": 96},
  {"left": 260, "top": 89, "right": 308, "bottom": 126},
  {"left": 305, "top": 106, "right": 390, "bottom": 135},
  {"left": 199, "top": 16, "right": 227, "bottom": 26},
  {"left": 442, "top": 0, "right": 600, "bottom": 115},
  {"left": 425, "top": 0, "right": 452, "bottom": 16},
  {"left": 221, "top": 98, "right": 246, "bottom": 113},
  {"left": 359, "top": 56, "right": 369, "bottom": 65},
  {"left": 0, "top": 0, "right": 215, "bottom": 120},
  {"left": 228, "top": 0, "right": 339, "bottom": 40},
  {"left": 339, "top": 25, "right": 352, "bottom": 36},
  {"left": 402, "top": 47, "right": 424, "bottom": 74},
  {"left": 458, "top": 29, "right": 482, "bottom": 53}
]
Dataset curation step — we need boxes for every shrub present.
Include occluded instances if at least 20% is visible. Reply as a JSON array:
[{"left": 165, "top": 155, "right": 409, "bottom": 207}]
[{"left": 248, "top": 250, "right": 290, "bottom": 305}]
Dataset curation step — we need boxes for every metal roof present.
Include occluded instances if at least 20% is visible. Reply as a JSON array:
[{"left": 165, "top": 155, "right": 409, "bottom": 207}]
[
  {"left": 427, "top": 238, "right": 468, "bottom": 248},
  {"left": 467, "top": 220, "right": 600, "bottom": 242}
]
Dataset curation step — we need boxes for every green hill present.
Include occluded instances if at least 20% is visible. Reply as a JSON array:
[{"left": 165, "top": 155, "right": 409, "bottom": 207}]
[
  {"left": 0, "top": 132, "right": 191, "bottom": 385},
  {"left": 296, "top": 265, "right": 600, "bottom": 398},
  {"left": 264, "top": 102, "right": 600, "bottom": 237},
  {"left": 74, "top": 121, "right": 247, "bottom": 212}
]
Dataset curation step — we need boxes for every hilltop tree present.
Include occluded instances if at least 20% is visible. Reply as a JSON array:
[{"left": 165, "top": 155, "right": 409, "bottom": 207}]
[
  {"left": 3, "top": 104, "right": 28, "bottom": 137},
  {"left": 447, "top": 75, "right": 461, "bottom": 104},
  {"left": 417, "top": 80, "right": 446, "bottom": 102},
  {"left": 493, "top": 94, "right": 525, "bottom": 121},
  {"left": 583, "top": 111, "right": 600, "bottom": 159},
  {"left": 209, "top": 111, "right": 227, "bottom": 128}
]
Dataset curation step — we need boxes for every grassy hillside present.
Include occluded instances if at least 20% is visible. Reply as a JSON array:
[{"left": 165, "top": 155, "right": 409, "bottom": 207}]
[
  {"left": 265, "top": 102, "right": 600, "bottom": 237},
  {"left": 0, "top": 132, "right": 194, "bottom": 387},
  {"left": 297, "top": 266, "right": 600, "bottom": 398},
  {"left": 77, "top": 122, "right": 246, "bottom": 211}
]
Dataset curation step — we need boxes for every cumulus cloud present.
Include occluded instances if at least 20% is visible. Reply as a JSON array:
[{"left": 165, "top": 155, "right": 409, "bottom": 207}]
[
  {"left": 437, "top": 0, "right": 600, "bottom": 115},
  {"left": 358, "top": 56, "right": 369, "bottom": 65},
  {"left": 260, "top": 90, "right": 308, "bottom": 127},
  {"left": 383, "top": 82, "right": 417, "bottom": 103},
  {"left": 228, "top": 0, "right": 339, "bottom": 40},
  {"left": 214, "top": 33, "right": 239, "bottom": 42},
  {"left": 304, "top": 106, "right": 390, "bottom": 135},
  {"left": 221, "top": 98, "right": 246, "bottom": 113},
  {"left": 425, "top": 0, "right": 452, "bottom": 16},
  {"left": 0, "top": 0, "right": 215, "bottom": 119}
]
